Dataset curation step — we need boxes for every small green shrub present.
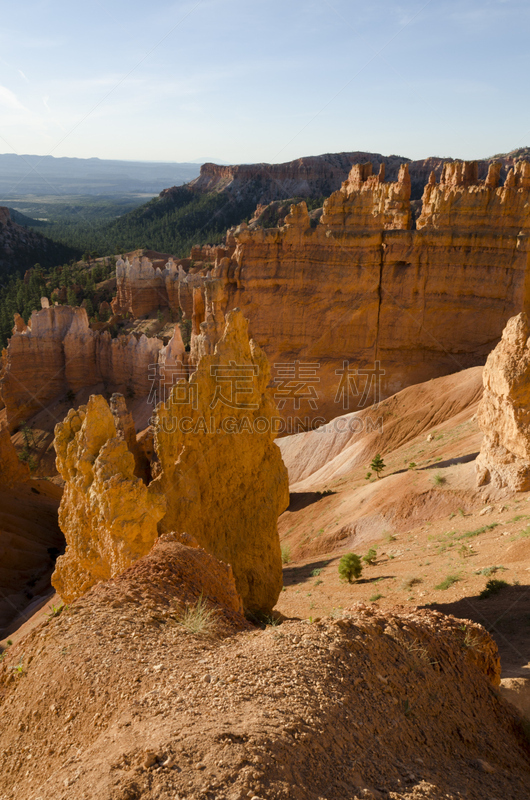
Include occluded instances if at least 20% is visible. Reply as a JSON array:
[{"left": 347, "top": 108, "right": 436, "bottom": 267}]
[
  {"left": 408, "top": 462, "right": 417, "bottom": 470},
  {"left": 47, "top": 603, "right": 66, "bottom": 618},
  {"left": 457, "top": 523, "right": 498, "bottom": 540},
  {"left": 433, "top": 472, "right": 446, "bottom": 486},
  {"left": 480, "top": 579, "right": 510, "bottom": 599},
  {"left": 311, "top": 568, "right": 322, "bottom": 577},
  {"left": 458, "top": 544, "right": 477, "bottom": 559},
  {"left": 370, "top": 592, "right": 383, "bottom": 602},
  {"left": 474, "top": 566, "right": 506, "bottom": 577},
  {"left": 338, "top": 553, "right": 363, "bottom": 584},
  {"left": 362, "top": 547, "right": 377, "bottom": 566},
  {"left": 435, "top": 573, "right": 461, "bottom": 591},
  {"left": 365, "top": 471, "right": 372, "bottom": 480}
]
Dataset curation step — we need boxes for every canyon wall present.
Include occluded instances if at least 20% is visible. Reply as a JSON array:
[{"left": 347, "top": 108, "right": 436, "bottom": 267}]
[{"left": 202, "top": 160, "right": 530, "bottom": 422}]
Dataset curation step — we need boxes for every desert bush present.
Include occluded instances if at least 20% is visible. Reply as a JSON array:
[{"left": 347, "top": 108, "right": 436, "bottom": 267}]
[
  {"left": 480, "top": 578, "right": 509, "bottom": 599},
  {"left": 403, "top": 576, "right": 422, "bottom": 590},
  {"left": 338, "top": 553, "right": 363, "bottom": 583},
  {"left": 362, "top": 547, "right": 377, "bottom": 565},
  {"left": 435, "top": 573, "right": 461, "bottom": 590}
]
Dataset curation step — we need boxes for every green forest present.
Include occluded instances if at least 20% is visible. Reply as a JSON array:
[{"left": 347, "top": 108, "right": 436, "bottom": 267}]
[
  {"left": 23, "top": 185, "right": 260, "bottom": 258},
  {"left": 0, "top": 259, "right": 116, "bottom": 347},
  {"left": 0, "top": 184, "right": 327, "bottom": 346}
]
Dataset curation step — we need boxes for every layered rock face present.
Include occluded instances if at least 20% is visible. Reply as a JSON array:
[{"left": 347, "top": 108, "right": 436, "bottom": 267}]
[
  {"left": 198, "top": 161, "right": 528, "bottom": 421},
  {"left": 476, "top": 312, "right": 530, "bottom": 491},
  {"left": 188, "top": 152, "right": 413, "bottom": 201},
  {"left": 153, "top": 309, "right": 289, "bottom": 613},
  {"left": 320, "top": 162, "right": 411, "bottom": 230},
  {"left": 52, "top": 395, "right": 166, "bottom": 603},
  {"left": 0, "top": 305, "right": 163, "bottom": 431}
]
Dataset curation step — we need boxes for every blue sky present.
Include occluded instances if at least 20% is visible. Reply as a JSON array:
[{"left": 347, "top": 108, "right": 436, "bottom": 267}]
[{"left": 0, "top": 0, "right": 529, "bottom": 164}]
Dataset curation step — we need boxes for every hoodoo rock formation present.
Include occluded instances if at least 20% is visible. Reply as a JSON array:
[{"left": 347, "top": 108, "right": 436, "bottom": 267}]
[
  {"left": 52, "top": 395, "right": 166, "bottom": 603},
  {"left": 476, "top": 312, "right": 530, "bottom": 491},
  {"left": 0, "top": 305, "right": 163, "bottom": 432},
  {"left": 153, "top": 308, "right": 289, "bottom": 613},
  {"left": 5, "top": 159, "right": 530, "bottom": 432},
  {"left": 50, "top": 310, "right": 288, "bottom": 612},
  {"left": 417, "top": 160, "right": 530, "bottom": 231}
]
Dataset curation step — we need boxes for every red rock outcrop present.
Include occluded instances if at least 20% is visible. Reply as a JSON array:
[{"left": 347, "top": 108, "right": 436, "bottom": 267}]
[
  {"left": 320, "top": 161, "right": 411, "bottom": 230},
  {"left": 476, "top": 312, "right": 530, "bottom": 490}
]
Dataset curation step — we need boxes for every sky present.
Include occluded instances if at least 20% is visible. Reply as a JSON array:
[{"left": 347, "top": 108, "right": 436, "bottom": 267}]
[{"left": 0, "top": 0, "right": 529, "bottom": 165}]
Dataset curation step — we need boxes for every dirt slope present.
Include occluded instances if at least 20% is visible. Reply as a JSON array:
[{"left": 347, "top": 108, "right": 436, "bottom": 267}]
[{"left": 1, "top": 534, "right": 530, "bottom": 800}]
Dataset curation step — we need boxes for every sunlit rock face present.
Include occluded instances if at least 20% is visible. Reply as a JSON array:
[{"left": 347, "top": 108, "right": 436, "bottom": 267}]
[
  {"left": 51, "top": 395, "right": 166, "bottom": 603},
  {"left": 476, "top": 312, "right": 530, "bottom": 491},
  {"left": 153, "top": 308, "right": 289, "bottom": 614}
]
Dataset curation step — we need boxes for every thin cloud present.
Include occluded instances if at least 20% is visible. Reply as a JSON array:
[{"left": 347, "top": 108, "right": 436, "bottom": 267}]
[{"left": 0, "top": 85, "right": 27, "bottom": 111}]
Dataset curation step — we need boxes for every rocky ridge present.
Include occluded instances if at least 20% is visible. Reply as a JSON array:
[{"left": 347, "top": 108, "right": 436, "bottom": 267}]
[{"left": 1, "top": 553, "right": 529, "bottom": 800}]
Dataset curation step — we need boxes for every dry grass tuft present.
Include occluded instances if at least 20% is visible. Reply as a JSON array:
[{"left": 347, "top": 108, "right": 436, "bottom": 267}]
[{"left": 179, "top": 595, "right": 219, "bottom": 636}]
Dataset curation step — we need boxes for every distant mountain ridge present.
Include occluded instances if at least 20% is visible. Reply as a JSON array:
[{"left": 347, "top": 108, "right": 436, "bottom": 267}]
[
  {"left": 0, "top": 154, "right": 201, "bottom": 196},
  {"left": 185, "top": 147, "right": 530, "bottom": 201}
]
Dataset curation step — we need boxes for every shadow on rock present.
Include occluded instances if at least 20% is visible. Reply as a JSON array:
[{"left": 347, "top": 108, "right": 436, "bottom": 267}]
[{"left": 421, "top": 583, "right": 530, "bottom": 678}]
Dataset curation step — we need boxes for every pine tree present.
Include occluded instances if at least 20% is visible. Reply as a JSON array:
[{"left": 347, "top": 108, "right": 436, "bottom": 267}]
[{"left": 370, "top": 453, "right": 385, "bottom": 479}]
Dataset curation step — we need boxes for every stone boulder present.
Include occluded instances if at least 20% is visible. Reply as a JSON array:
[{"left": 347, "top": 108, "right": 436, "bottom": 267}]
[
  {"left": 52, "top": 395, "right": 166, "bottom": 602},
  {"left": 476, "top": 312, "right": 530, "bottom": 490}
]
